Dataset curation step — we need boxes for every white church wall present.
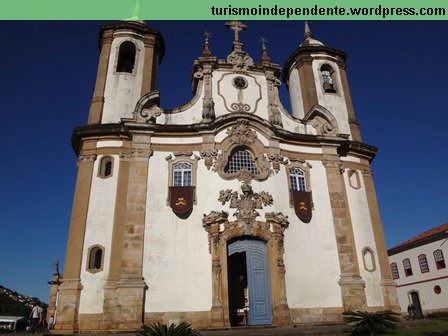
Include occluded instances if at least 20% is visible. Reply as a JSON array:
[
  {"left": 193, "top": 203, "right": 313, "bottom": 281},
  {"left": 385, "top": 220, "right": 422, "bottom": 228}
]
[
  {"left": 78, "top": 155, "right": 120, "bottom": 314},
  {"left": 284, "top": 161, "right": 343, "bottom": 308},
  {"left": 102, "top": 37, "right": 146, "bottom": 124},
  {"left": 312, "top": 60, "right": 351, "bottom": 137},
  {"left": 344, "top": 171, "right": 384, "bottom": 307},
  {"left": 213, "top": 71, "right": 269, "bottom": 121}
]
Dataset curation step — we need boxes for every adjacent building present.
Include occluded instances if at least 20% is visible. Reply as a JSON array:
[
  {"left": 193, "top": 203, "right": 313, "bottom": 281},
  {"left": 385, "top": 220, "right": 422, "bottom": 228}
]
[
  {"left": 48, "top": 21, "right": 399, "bottom": 332},
  {"left": 388, "top": 223, "right": 448, "bottom": 315}
]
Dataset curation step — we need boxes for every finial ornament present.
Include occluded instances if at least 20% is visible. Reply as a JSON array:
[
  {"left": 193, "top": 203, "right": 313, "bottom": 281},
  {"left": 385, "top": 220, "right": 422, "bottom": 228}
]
[
  {"left": 202, "top": 31, "right": 212, "bottom": 57},
  {"left": 304, "top": 21, "right": 313, "bottom": 40},
  {"left": 260, "top": 37, "right": 267, "bottom": 48},
  {"left": 260, "top": 37, "right": 270, "bottom": 65},
  {"left": 225, "top": 20, "right": 247, "bottom": 43},
  {"left": 204, "top": 31, "right": 211, "bottom": 43}
]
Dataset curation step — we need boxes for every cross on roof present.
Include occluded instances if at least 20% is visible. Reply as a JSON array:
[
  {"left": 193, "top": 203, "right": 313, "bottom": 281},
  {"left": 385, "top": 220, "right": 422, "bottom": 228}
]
[
  {"left": 225, "top": 20, "right": 247, "bottom": 42},
  {"left": 260, "top": 37, "right": 268, "bottom": 48},
  {"left": 204, "top": 31, "right": 211, "bottom": 43}
]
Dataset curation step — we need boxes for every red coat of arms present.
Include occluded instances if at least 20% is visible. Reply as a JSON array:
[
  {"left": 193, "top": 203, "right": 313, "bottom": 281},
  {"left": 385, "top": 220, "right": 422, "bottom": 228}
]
[
  {"left": 292, "top": 191, "right": 313, "bottom": 223},
  {"left": 169, "top": 186, "right": 194, "bottom": 215}
]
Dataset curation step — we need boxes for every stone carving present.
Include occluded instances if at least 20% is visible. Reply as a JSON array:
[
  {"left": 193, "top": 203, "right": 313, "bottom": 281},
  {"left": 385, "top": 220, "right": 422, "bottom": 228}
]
[
  {"left": 268, "top": 103, "right": 283, "bottom": 127},
  {"left": 140, "top": 105, "right": 163, "bottom": 124},
  {"left": 227, "top": 49, "right": 254, "bottom": 73},
  {"left": 202, "top": 97, "right": 215, "bottom": 121},
  {"left": 200, "top": 150, "right": 218, "bottom": 170},
  {"left": 218, "top": 183, "right": 273, "bottom": 224},
  {"left": 230, "top": 102, "right": 251, "bottom": 113},
  {"left": 226, "top": 119, "right": 257, "bottom": 145},
  {"left": 268, "top": 154, "right": 288, "bottom": 173},
  {"left": 77, "top": 154, "right": 97, "bottom": 163},
  {"left": 203, "top": 210, "right": 229, "bottom": 227}
]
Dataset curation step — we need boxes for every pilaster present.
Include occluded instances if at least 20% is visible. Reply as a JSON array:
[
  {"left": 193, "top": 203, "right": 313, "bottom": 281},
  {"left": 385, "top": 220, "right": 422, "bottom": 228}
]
[
  {"left": 361, "top": 167, "right": 400, "bottom": 310},
  {"left": 297, "top": 58, "right": 318, "bottom": 114},
  {"left": 87, "top": 31, "right": 113, "bottom": 125},
  {"left": 322, "top": 146, "right": 367, "bottom": 311},
  {"left": 55, "top": 151, "right": 96, "bottom": 332}
]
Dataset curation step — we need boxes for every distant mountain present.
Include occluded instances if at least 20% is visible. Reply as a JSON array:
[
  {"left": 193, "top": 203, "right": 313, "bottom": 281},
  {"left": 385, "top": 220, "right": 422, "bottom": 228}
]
[{"left": 0, "top": 285, "right": 47, "bottom": 317}]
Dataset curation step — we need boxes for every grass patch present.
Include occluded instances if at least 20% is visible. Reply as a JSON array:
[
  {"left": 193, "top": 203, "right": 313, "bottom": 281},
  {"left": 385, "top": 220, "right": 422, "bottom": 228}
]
[{"left": 393, "top": 320, "right": 448, "bottom": 336}]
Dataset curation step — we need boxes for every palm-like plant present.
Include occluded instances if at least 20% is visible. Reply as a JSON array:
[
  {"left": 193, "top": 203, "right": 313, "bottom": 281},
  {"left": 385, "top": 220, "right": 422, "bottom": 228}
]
[
  {"left": 343, "top": 310, "right": 400, "bottom": 336},
  {"left": 137, "top": 322, "right": 196, "bottom": 336}
]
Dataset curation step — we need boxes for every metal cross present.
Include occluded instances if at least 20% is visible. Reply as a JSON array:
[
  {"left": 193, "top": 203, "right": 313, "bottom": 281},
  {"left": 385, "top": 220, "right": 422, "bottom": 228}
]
[
  {"left": 225, "top": 21, "right": 247, "bottom": 42},
  {"left": 260, "top": 37, "right": 268, "bottom": 48},
  {"left": 204, "top": 31, "right": 211, "bottom": 43}
]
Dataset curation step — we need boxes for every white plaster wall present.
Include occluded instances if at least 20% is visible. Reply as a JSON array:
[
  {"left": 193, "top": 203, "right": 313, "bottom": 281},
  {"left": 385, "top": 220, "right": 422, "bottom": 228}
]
[
  {"left": 150, "top": 136, "right": 203, "bottom": 145},
  {"left": 312, "top": 60, "right": 351, "bottom": 136},
  {"left": 96, "top": 140, "right": 123, "bottom": 148},
  {"left": 344, "top": 171, "right": 384, "bottom": 307},
  {"left": 288, "top": 68, "right": 304, "bottom": 119},
  {"left": 102, "top": 37, "right": 146, "bottom": 124},
  {"left": 280, "top": 144, "right": 322, "bottom": 154},
  {"left": 389, "top": 240, "right": 448, "bottom": 312},
  {"left": 213, "top": 72, "right": 268, "bottom": 120},
  {"left": 79, "top": 155, "right": 120, "bottom": 314},
  {"left": 283, "top": 161, "right": 343, "bottom": 308}
]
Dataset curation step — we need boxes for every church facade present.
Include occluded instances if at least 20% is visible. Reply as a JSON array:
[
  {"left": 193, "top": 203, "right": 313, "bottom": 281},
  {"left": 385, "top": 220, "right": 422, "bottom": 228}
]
[{"left": 49, "top": 21, "right": 399, "bottom": 332}]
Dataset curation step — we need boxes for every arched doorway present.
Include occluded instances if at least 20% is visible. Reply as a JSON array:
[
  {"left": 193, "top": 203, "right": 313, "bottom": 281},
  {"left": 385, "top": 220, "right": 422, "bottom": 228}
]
[
  {"left": 410, "top": 291, "right": 423, "bottom": 316},
  {"left": 227, "top": 239, "right": 272, "bottom": 326}
]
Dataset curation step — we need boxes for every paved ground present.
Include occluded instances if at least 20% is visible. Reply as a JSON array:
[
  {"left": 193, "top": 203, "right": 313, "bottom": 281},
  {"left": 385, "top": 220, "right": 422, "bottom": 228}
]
[{"left": 0, "top": 319, "right": 436, "bottom": 336}]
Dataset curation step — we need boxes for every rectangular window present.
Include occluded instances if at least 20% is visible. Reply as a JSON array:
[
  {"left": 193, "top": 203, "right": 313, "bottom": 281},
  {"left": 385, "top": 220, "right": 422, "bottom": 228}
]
[
  {"left": 390, "top": 263, "right": 399, "bottom": 279},
  {"left": 434, "top": 250, "right": 446, "bottom": 269},
  {"left": 403, "top": 258, "right": 413, "bottom": 277},
  {"left": 418, "top": 254, "right": 429, "bottom": 273}
]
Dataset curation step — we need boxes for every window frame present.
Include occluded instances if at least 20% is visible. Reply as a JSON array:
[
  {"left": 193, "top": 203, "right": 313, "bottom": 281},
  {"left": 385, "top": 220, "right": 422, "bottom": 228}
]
[
  {"left": 390, "top": 262, "right": 400, "bottom": 279},
  {"left": 434, "top": 249, "right": 446, "bottom": 270},
  {"left": 418, "top": 254, "right": 430, "bottom": 273},
  {"left": 403, "top": 258, "right": 413, "bottom": 277},
  {"left": 98, "top": 156, "right": 114, "bottom": 179},
  {"left": 166, "top": 152, "right": 199, "bottom": 205},
  {"left": 116, "top": 41, "right": 136, "bottom": 74},
  {"left": 87, "top": 245, "right": 105, "bottom": 273},
  {"left": 320, "top": 63, "right": 337, "bottom": 94},
  {"left": 286, "top": 159, "right": 312, "bottom": 207},
  {"left": 224, "top": 146, "right": 260, "bottom": 176}
]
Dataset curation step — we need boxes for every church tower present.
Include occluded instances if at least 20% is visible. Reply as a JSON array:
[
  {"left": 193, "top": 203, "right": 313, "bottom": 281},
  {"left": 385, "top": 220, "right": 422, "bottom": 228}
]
[{"left": 51, "top": 21, "right": 398, "bottom": 332}]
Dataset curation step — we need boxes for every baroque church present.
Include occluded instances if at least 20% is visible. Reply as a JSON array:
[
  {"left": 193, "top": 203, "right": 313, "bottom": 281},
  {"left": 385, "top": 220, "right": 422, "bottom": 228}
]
[{"left": 48, "top": 20, "right": 399, "bottom": 332}]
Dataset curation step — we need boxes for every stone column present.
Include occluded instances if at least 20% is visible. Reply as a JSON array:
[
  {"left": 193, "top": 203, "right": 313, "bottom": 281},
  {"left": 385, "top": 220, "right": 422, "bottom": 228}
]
[
  {"left": 87, "top": 31, "right": 113, "bottom": 125},
  {"left": 322, "top": 146, "right": 367, "bottom": 311},
  {"left": 114, "top": 137, "right": 152, "bottom": 330},
  {"left": 55, "top": 152, "right": 96, "bottom": 331},
  {"left": 361, "top": 167, "right": 399, "bottom": 310}
]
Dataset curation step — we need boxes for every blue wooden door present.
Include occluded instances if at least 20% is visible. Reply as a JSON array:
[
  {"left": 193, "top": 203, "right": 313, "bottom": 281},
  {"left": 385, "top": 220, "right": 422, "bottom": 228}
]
[{"left": 228, "top": 239, "right": 272, "bottom": 326}]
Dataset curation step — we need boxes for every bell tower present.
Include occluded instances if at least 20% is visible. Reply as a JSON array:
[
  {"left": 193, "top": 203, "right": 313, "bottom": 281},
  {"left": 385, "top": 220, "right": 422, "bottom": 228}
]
[
  {"left": 284, "top": 22, "right": 362, "bottom": 141},
  {"left": 87, "top": 21, "right": 164, "bottom": 125}
]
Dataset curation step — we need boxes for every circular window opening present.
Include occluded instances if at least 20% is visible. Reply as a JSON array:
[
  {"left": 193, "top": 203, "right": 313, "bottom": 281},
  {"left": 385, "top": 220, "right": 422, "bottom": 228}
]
[
  {"left": 434, "top": 285, "right": 442, "bottom": 294},
  {"left": 233, "top": 76, "right": 248, "bottom": 89}
]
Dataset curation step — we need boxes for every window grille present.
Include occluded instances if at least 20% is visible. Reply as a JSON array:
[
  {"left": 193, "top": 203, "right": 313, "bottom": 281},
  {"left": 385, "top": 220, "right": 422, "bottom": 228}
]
[
  {"left": 418, "top": 254, "right": 429, "bottom": 273},
  {"left": 99, "top": 156, "right": 113, "bottom": 178},
  {"left": 289, "top": 167, "right": 307, "bottom": 191},
  {"left": 224, "top": 149, "right": 259, "bottom": 175},
  {"left": 173, "top": 162, "right": 192, "bottom": 186},
  {"left": 390, "top": 262, "right": 399, "bottom": 279}
]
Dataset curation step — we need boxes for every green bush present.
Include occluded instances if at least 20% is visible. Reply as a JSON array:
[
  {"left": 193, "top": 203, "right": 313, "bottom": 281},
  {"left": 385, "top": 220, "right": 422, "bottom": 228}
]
[
  {"left": 343, "top": 310, "right": 400, "bottom": 336},
  {"left": 137, "top": 322, "right": 200, "bottom": 336}
]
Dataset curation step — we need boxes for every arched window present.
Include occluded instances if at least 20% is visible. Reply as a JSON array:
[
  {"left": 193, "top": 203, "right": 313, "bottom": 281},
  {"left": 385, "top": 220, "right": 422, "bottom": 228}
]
[
  {"left": 289, "top": 167, "right": 307, "bottom": 192},
  {"left": 320, "top": 64, "right": 336, "bottom": 93},
  {"left": 224, "top": 148, "right": 259, "bottom": 175},
  {"left": 390, "top": 262, "right": 399, "bottom": 279},
  {"left": 87, "top": 246, "right": 104, "bottom": 272},
  {"left": 99, "top": 156, "right": 113, "bottom": 178},
  {"left": 116, "top": 41, "right": 136, "bottom": 73},
  {"left": 173, "top": 162, "right": 192, "bottom": 186},
  {"left": 418, "top": 254, "right": 429, "bottom": 273},
  {"left": 403, "top": 258, "right": 413, "bottom": 276},
  {"left": 434, "top": 249, "right": 446, "bottom": 269}
]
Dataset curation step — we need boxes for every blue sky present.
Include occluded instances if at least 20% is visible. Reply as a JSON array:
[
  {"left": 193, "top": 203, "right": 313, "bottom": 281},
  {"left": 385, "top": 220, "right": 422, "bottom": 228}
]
[{"left": 0, "top": 21, "right": 446, "bottom": 302}]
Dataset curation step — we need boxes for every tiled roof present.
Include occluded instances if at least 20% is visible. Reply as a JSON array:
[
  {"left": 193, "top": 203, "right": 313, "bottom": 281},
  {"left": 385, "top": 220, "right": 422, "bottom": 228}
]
[{"left": 389, "top": 223, "right": 448, "bottom": 251}]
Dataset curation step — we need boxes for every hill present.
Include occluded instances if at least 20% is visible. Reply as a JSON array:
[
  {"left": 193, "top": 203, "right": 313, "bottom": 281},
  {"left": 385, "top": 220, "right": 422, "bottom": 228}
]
[{"left": 0, "top": 285, "right": 47, "bottom": 317}]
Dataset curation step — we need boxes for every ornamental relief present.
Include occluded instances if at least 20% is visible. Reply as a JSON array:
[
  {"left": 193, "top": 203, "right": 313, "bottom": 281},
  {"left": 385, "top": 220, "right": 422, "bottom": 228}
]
[{"left": 217, "top": 73, "right": 262, "bottom": 114}]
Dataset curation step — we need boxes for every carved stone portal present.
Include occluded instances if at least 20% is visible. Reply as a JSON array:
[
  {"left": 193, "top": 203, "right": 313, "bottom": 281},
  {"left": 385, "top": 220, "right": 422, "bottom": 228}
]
[{"left": 202, "top": 185, "right": 291, "bottom": 327}]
